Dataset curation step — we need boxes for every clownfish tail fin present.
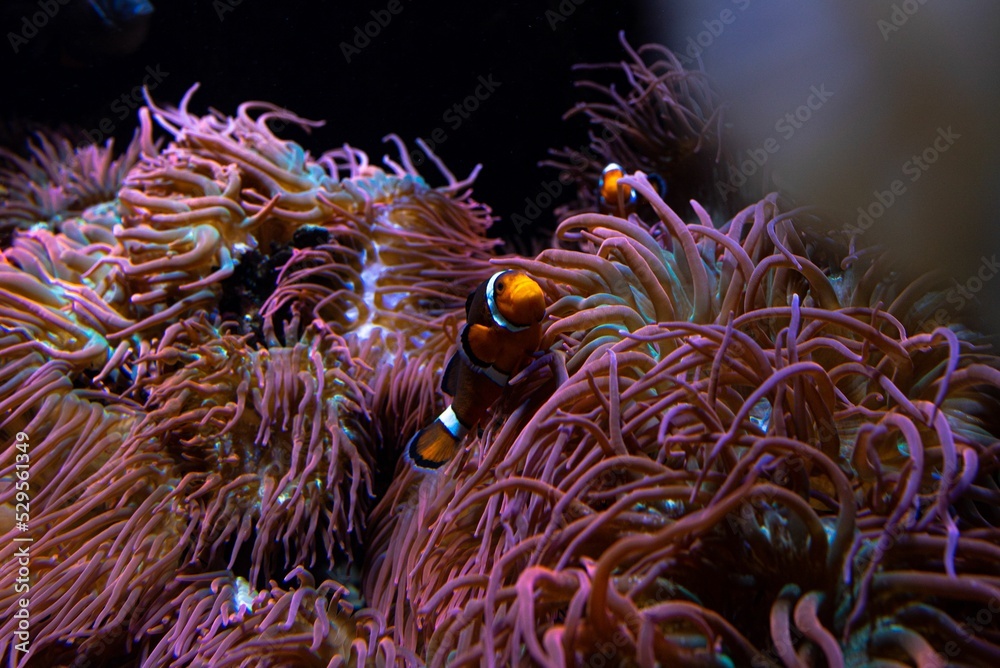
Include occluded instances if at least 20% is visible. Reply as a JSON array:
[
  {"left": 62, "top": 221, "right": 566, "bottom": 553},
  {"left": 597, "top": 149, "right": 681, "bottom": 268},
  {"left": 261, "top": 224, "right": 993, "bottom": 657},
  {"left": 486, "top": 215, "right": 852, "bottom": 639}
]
[{"left": 406, "top": 406, "right": 468, "bottom": 470}]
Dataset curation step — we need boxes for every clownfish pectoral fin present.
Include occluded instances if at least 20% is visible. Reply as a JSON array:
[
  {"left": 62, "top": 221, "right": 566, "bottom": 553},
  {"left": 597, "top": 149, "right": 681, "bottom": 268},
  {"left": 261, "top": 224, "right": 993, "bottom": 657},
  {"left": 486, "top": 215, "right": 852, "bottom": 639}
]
[
  {"left": 465, "top": 324, "right": 499, "bottom": 365},
  {"left": 406, "top": 407, "right": 468, "bottom": 469}
]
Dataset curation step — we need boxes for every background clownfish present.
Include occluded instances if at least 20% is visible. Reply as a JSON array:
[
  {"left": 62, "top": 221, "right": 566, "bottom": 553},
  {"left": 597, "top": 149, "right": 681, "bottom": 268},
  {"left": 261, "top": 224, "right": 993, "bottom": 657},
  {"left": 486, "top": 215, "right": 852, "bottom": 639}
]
[
  {"left": 406, "top": 270, "right": 546, "bottom": 470},
  {"left": 598, "top": 163, "right": 667, "bottom": 217}
]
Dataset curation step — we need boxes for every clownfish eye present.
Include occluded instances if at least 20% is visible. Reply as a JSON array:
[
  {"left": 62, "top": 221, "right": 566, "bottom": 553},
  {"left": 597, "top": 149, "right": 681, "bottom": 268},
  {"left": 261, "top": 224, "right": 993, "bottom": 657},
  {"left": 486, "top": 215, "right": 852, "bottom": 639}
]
[{"left": 495, "top": 281, "right": 505, "bottom": 293}]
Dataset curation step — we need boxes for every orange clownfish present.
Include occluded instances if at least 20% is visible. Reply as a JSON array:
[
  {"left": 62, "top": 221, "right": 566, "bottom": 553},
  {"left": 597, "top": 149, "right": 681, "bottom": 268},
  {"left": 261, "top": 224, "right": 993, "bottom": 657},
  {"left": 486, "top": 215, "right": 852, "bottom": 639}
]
[
  {"left": 598, "top": 162, "right": 638, "bottom": 215},
  {"left": 598, "top": 163, "right": 667, "bottom": 216},
  {"left": 406, "top": 270, "right": 546, "bottom": 469}
]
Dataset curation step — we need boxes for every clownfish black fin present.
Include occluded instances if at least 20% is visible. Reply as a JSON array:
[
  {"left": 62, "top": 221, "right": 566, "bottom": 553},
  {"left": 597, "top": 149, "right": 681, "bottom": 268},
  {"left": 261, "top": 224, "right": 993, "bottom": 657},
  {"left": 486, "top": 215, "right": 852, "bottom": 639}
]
[
  {"left": 465, "top": 289, "right": 475, "bottom": 317},
  {"left": 460, "top": 323, "right": 491, "bottom": 368},
  {"left": 648, "top": 172, "right": 668, "bottom": 199},
  {"left": 407, "top": 419, "right": 460, "bottom": 469},
  {"left": 441, "top": 352, "right": 461, "bottom": 397}
]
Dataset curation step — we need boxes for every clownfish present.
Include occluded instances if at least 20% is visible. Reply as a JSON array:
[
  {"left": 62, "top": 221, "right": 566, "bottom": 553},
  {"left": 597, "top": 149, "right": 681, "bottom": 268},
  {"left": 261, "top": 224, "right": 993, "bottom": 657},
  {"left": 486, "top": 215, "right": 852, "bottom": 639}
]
[
  {"left": 406, "top": 270, "right": 546, "bottom": 469},
  {"left": 598, "top": 163, "right": 638, "bottom": 215},
  {"left": 597, "top": 163, "right": 667, "bottom": 217}
]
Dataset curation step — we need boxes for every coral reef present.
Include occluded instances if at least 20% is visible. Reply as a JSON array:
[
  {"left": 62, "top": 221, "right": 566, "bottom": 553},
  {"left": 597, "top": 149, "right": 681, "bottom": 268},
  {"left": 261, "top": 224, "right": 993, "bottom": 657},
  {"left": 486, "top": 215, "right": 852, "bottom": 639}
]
[{"left": 2, "top": 40, "right": 1000, "bottom": 668}]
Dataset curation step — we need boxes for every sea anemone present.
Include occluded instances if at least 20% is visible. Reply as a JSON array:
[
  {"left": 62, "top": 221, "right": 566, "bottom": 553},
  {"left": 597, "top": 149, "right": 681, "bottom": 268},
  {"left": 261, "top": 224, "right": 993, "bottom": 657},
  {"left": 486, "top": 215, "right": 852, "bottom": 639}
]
[
  {"left": 365, "top": 175, "right": 1000, "bottom": 665},
  {"left": 0, "top": 84, "right": 499, "bottom": 664},
  {"left": 0, "top": 131, "right": 141, "bottom": 234},
  {"left": 143, "top": 568, "right": 400, "bottom": 667},
  {"left": 3, "top": 41, "right": 1000, "bottom": 668},
  {"left": 544, "top": 32, "right": 739, "bottom": 219}
]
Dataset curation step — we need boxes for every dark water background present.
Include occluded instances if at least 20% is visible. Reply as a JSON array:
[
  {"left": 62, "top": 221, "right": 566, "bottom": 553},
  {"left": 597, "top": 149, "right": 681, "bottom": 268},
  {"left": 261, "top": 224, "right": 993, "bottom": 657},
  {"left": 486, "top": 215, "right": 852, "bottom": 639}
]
[{"left": 0, "top": 0, "right": 663, "bottom": 240}]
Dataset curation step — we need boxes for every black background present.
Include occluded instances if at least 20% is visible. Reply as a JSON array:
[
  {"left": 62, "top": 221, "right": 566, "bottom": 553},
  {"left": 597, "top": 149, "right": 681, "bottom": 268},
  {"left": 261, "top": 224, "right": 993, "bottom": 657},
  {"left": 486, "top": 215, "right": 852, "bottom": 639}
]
[{"left": 2, "top": 0, "right": 669, "bottom": 241}]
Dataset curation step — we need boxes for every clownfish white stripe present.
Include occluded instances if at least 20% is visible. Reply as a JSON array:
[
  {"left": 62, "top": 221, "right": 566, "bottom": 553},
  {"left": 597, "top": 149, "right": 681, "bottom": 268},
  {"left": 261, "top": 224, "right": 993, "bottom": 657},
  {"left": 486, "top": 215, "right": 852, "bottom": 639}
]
[
  {"left": 480, "top": 365, "right": 510, "bottom": 386},
  {"left": 438, "top": 405, "right": 468, "bottom": 439}
]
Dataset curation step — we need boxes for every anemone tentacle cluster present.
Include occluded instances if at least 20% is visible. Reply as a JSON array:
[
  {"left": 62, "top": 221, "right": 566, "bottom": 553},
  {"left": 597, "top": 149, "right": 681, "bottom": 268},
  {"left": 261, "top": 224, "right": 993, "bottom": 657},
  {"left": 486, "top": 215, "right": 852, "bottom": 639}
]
[
  {"left": 365, "top": 172, "right": 1000, "bottom": 665},
  {"left": 0, "top": 85, "right": 495, "bottom": 665},
  {"left": 544, "top": 32, "right": 740, "bottom": 218}
]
